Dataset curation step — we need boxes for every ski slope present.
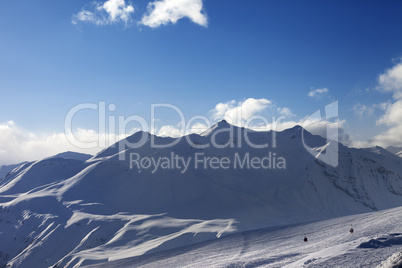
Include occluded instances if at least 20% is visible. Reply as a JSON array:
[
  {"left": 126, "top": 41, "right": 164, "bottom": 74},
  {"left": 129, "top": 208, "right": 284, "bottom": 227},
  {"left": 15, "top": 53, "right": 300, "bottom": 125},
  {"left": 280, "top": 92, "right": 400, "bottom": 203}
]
[{"left": 85, "top": 206, "right": 402, "bottom": 268}]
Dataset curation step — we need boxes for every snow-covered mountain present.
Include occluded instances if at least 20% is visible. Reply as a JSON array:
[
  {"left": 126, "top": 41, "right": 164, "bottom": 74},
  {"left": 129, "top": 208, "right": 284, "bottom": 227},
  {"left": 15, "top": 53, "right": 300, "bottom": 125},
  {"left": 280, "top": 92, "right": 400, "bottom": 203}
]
[{"left": 1, "top": 121, "right": 402, "bottom": 267}]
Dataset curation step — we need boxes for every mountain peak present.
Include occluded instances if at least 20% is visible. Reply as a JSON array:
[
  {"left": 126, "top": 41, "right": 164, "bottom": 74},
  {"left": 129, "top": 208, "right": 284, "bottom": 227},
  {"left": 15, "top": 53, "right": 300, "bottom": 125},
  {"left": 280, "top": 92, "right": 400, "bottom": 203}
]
[
  {"left": 200, "top": 119, "right": 235, "bottom": 136},
  {"left": 215, "top": 119, "right": 231, "bottom": 127},
  {"left": 280, "top": 125, "right": 304, "bottom": 136}
]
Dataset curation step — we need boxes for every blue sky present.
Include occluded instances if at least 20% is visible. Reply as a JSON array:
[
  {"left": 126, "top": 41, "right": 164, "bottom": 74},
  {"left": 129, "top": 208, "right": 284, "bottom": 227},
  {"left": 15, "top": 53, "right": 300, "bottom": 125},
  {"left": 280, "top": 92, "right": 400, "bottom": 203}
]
[{"left": 1, "top": 0, "right": 402, "bottom": 164}]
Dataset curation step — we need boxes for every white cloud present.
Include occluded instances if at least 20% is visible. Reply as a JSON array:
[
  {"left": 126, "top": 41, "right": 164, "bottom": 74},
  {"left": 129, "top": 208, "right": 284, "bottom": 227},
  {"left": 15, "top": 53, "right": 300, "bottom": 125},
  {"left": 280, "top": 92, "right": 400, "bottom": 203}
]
[
  {"left": 156, "top": 122, "right": 209, "bottom": 138},
  {"left": 308, "top": 87, "right": 329, "bottom": 98},
  {"left": 377, "top": 100, "right": 402, "bottom": 126},
  {"left": 0, "top": 121, "right": 130, "bottom": 166},
  {"left": 378, "top": 61, "right": 402, "bottom": 98},
  {"left": 368, "top": 99, "right": 402, "bottom": 147},
  {"left": 355, "top": 61, "right": 402, "bottom": 148},
  {"left": 369, "top": 123, "right": 402, "bottom": 148},
  {"left": 353, "top": 103, "right": 373, "bottom": 117},
  {"left": 211, "top": 98, "right": 272, "bottom": 126},
  {"left": 141, "top": 0, "right": 207, "bottom": 28},
  {"left": 277, "top": 107, "right": 295, "bottom": 117},
  {"left": 72, "top": 0, "right": 134, "bottom": 26},
  {"left": 188, "top": 122, "right": 209, "bottom": 134},
  {"left": 353, "top": 102, "right": 389, "bottom": 117},
  {"left": 157, "top": 125, "right": 182, "bottom": 137}
]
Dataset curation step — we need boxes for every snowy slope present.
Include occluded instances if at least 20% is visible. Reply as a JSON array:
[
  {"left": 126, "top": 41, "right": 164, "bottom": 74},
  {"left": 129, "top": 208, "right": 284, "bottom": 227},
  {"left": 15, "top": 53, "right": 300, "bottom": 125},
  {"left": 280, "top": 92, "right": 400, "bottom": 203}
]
[
  {"left": 1, "top": 121, "right": 402, "bottom": 267},
  {"left": 386, "top": 146, "right": 402, "bottom": 158},
  {"left": 0, "top": 162, "right": 26, "bottom": 180},
  {"left": 84, "top": 206, "right": 402, "bottom": 268}
]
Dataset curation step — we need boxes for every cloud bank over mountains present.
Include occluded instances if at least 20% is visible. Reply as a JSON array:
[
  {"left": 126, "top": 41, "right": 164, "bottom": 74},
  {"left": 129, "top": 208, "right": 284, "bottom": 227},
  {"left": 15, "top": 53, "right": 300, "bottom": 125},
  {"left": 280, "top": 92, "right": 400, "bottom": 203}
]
[{"left": 0, "top": 98, "right": 346, "bottom": 166}]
